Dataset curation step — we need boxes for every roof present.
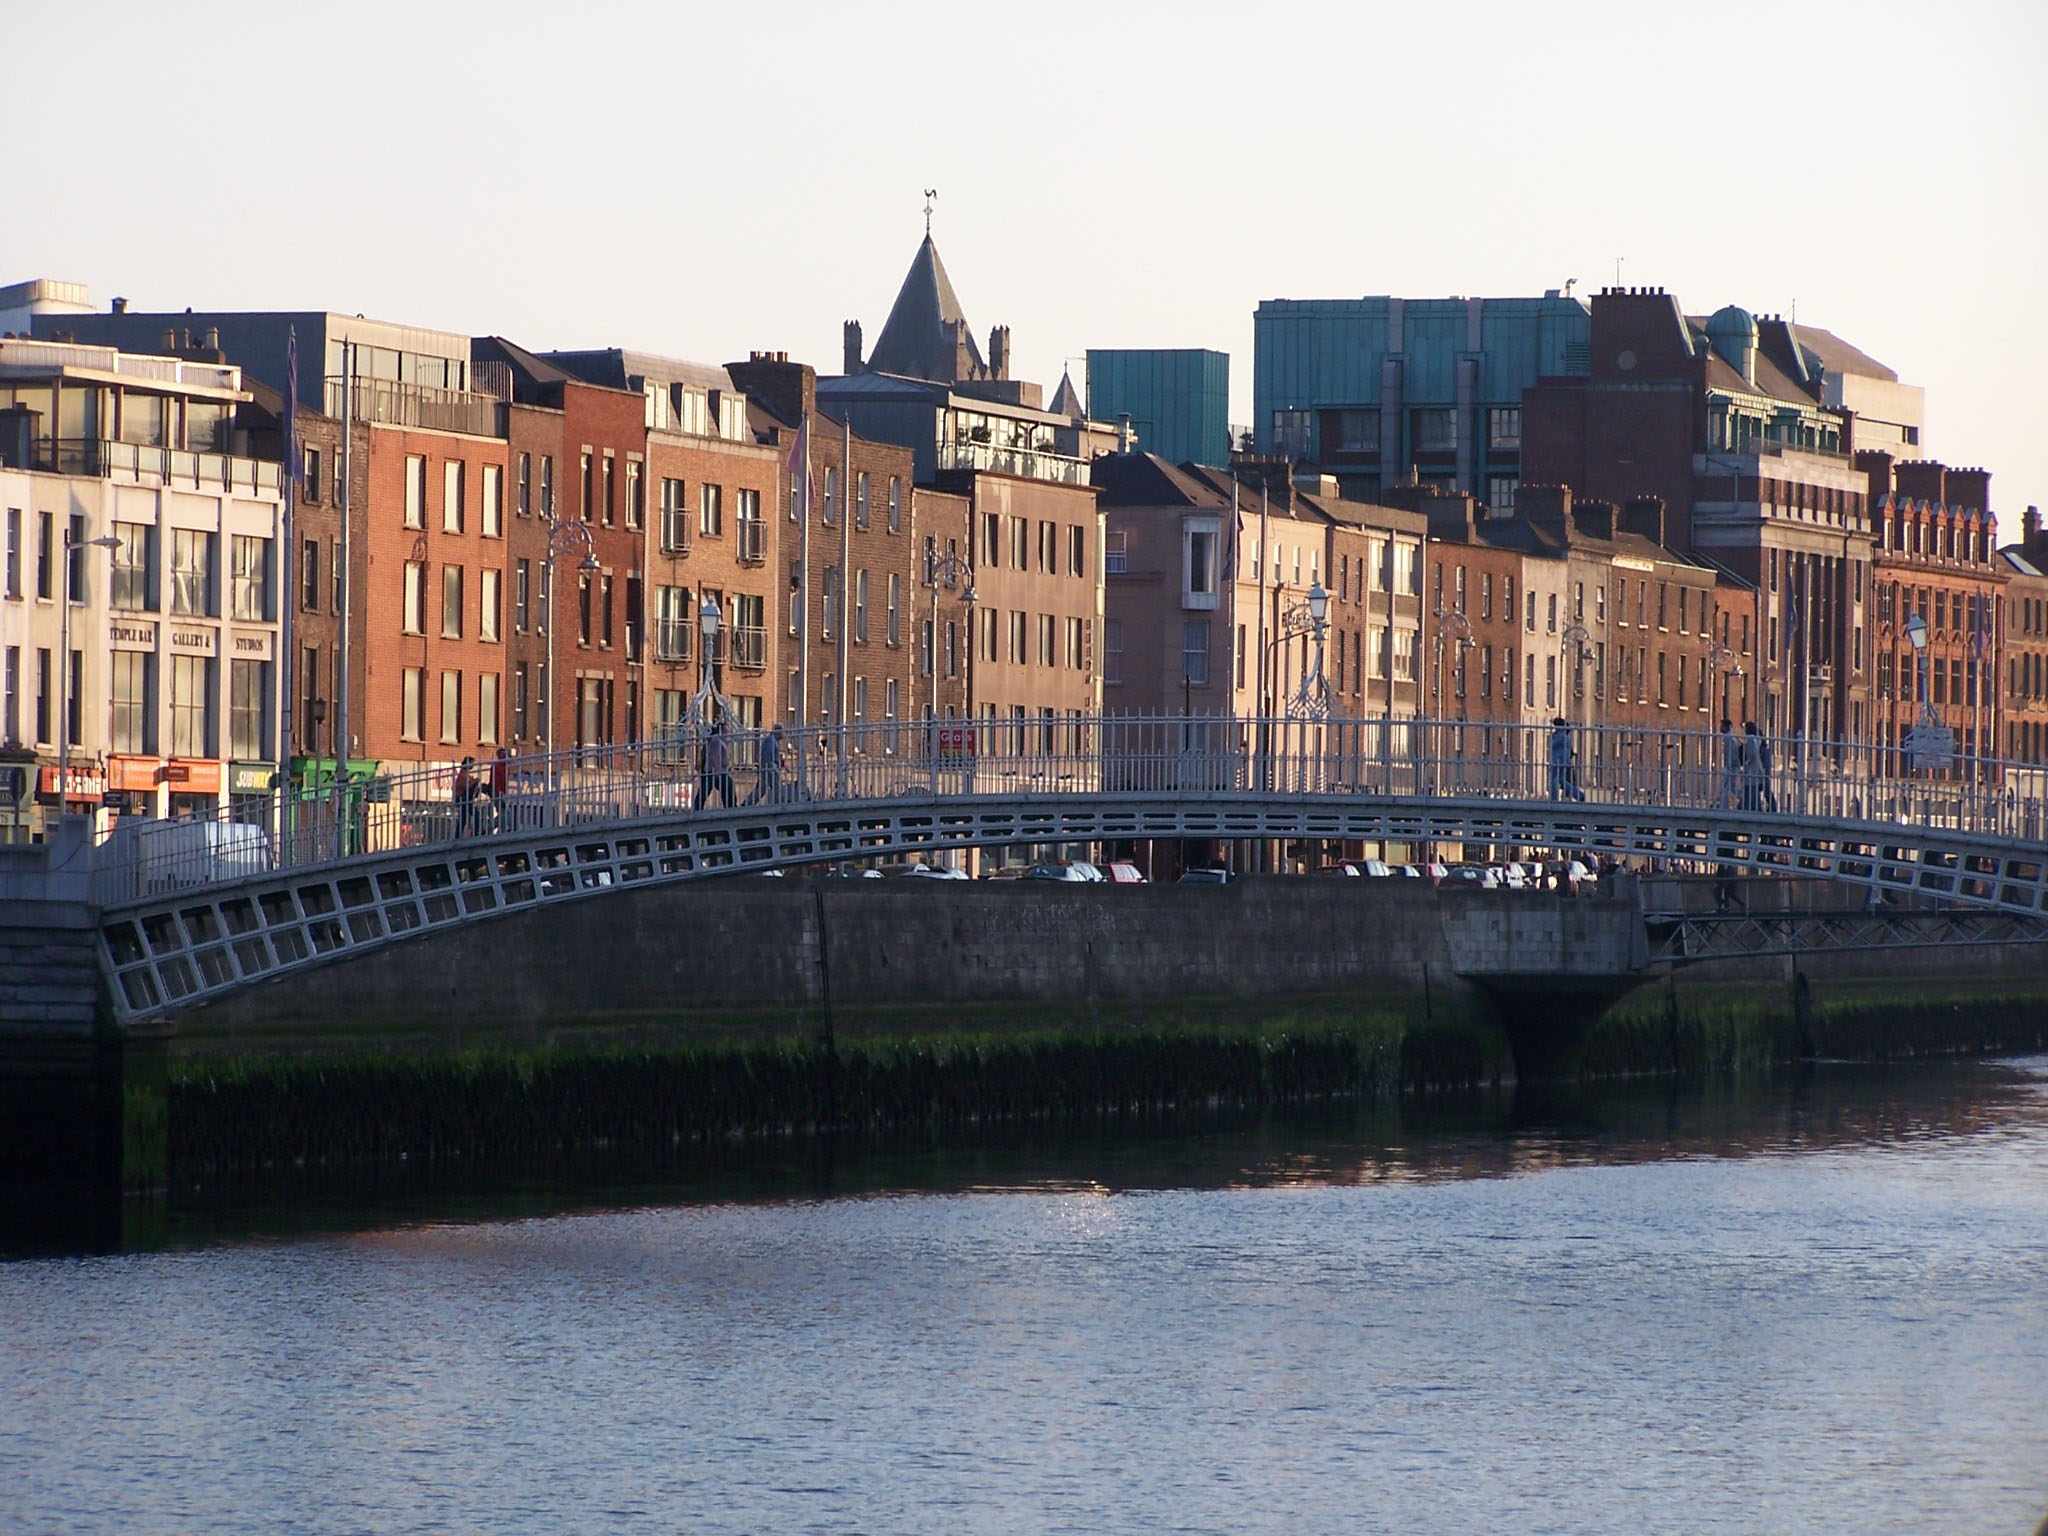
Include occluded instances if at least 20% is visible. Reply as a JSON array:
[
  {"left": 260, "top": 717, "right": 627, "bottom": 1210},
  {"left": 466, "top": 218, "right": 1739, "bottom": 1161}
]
[
  {"left": 1791, "top": 324, "right": 1897, "bottom": 384},
  {"left": 473, "top": 335, "right": 578, "bottom": 403},
  {"left": 1091, "top": 452, "right": 1228, "bottom": 509},
  {"left": 1049, "top": 368, "right": 1085, "bottom": 419},
  {"left": 545, "top": 348, "right": 734, "bottom": 394},
  {"left": 865, "top": 235, "right": 985, "bottom": 384},
  {"left": 1997, "top": 547, "right": 2045, "bottom": 578}
]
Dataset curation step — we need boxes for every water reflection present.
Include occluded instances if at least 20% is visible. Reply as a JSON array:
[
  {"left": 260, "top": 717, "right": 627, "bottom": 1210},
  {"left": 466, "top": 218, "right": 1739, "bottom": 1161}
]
[{"left": 150, "top": 1055, "right": 2048, "bottom": 1253}]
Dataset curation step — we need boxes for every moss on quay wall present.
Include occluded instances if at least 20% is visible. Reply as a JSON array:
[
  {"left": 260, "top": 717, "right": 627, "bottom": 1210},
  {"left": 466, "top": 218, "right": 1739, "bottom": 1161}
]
[{"left": 166, "top": 1005, "right": 1507, "bottom": 1187}]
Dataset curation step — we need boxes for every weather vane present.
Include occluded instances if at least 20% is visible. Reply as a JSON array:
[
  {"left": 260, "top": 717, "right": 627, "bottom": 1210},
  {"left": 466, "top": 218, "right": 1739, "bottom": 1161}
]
[{"left": 924, "top": 188, "right": 937, "bottom": 236}]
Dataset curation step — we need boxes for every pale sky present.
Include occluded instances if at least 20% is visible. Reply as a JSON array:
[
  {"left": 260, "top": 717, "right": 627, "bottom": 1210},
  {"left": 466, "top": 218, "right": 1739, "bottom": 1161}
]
[{"left": 13, "top": 0, "right": 2046, "bottom": 514}]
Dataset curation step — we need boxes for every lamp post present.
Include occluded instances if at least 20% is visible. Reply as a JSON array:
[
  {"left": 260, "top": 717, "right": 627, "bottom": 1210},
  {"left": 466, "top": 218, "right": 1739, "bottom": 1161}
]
[
  {"left": 1284, "top": 579, "right": 1331, "bottom": 718},
  {"left": 697, "top": 593, "right": 723, "bottom": 714},
  {"left": 541, "top": 515, "right": 599, "bottom": 781},
  {"left": 924, "top": 545, "right": 974, "bottom": 724},
  {"left": 57, "top": 531, "right": 122, "bottom": 814}
]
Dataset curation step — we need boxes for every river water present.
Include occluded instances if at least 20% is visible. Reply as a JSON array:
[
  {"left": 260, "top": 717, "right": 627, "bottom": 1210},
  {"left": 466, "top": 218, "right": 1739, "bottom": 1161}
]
[{"left": 4, "top": 1058, "right": 2047, "bottom": 1534}]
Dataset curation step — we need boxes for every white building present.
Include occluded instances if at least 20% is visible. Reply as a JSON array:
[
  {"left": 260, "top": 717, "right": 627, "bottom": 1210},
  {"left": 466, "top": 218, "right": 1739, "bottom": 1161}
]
[{"left": 0, "top": 337, "right": 283, "bottom": 835}]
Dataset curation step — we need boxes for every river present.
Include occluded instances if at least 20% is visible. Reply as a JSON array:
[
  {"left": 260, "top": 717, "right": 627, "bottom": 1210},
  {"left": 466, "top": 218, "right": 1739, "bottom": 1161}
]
[{"left": 4, "top": 1057, "right": 2046, "bottom": 1534}]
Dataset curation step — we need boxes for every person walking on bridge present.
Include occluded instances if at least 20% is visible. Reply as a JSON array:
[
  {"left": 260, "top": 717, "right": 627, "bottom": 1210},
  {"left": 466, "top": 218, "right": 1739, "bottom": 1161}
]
[
  {"left": 1719, "top": 718, "right": 1742, "bottom": 808},
  {"left": 699, "top": 718, "right": 734, "bottom": 810},
  {"left": 1548, "top": 717, "right": 1585, "bottom": 803}
]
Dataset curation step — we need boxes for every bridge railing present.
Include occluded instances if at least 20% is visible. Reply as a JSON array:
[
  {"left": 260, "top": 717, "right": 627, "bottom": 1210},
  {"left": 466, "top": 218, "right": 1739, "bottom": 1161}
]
[{"left": 84, "top": 714, "right": 2048, "bottom": 904}]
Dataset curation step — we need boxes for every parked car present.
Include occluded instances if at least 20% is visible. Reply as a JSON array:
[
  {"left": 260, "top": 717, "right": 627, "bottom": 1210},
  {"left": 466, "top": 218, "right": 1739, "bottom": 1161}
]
[
  {"left": 1025, "top": 861, "right": 1095, "bottom": 882},
  {"left": 1357, "top": 859, "right": 1394, "bottom": 878},
  {"left": 1067, "top": 861, "right": 1109, "bottom": 883},
  {"left": 1442, "top": 865, "right": 1501, "bottom": 890},
  {"left": 1495, "top": 863, "right": 1528, "bottom": 891},
  {"left": 1563, "top": 858, "right": 1599, "bottom": 895},
  {"left": 899, "top": 862, "right": 969, "bottom": 880},
  {"left": 1178, "top": 866, "right": 1231, "bottom": 884},
  {"left": 1104, "top": 861, "right": 1147, "bottom": 884},
  {"left": 1321, "top": 861, "right": 1362, "bottom": 876}
]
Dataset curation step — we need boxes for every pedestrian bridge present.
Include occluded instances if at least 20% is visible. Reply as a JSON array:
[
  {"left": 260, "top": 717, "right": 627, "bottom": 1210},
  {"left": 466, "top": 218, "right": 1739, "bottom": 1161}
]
[{"left": 86, "top": 715, "right": 2048, "bottom": 1023}]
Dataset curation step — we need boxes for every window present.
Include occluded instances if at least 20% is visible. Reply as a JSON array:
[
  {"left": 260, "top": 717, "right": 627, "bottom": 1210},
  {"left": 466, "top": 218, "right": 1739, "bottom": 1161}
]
[
  {"left": 440, "top": 669, "right": 461, "bottom": 744},
  {"left": 114, "top": 522, "right": 153, "bottom": 611},
  {"left": 735, "top": 488, "right": 763, "bottom": 562},
  {"left": 515, "top": 559, "right": 531, "bottom": 633},
  {"left": 482, "top": 463, "right": 503, "bottom": 538},
  {"left": 852, "top": 676, "right": 867, "bottom": 723},
  {"left": 855, "top": 568, "right": 869, "bottom": 642},
  {"left": 1009, "top": 609, "right": 1027, "bottom": 665},
  {"left": 36, "top": 511, "right": 52, "bottom": 600},
  {"left": 821, "top": 566, "right": 837, "bottom": 640},
  {"left": 540, "top": 454, "right": 554, "bottom": 516},
  {"left": 404, "top": 455, "right": 426, "bottom": 528},
  {"left": 581, "top": 452, "right": 594, "bottom": 522},
  {"left": 443, "top": 460, "right": 465, "bottom": 534},
  {"left": 517, "top": 452, "right": 532, "bottom": 517},
  {"left": 1182, "top": 620, "right": 1210, "bottom": 685},
  {"left": 1013, "top": 516, "right": 1029, "bottom": 570},
  {"left": 1330, "top": 408, "right": 1379, "bottom": 450},
  {"left": 1039, "top": 613, "right": 1056, "bottom": 668},
  {"left": 1546, "top": 592, "right": 1557, "bottom": 634},
  {"left": 3, "top": 508, "right": 17, "bottom": 598},
  {"left": 1106, "top": 530, "right": 1127, "bottom": 575},
  {"left": 297, "top": 537, "right": 318, "bottom": 611},
  {"left": 656, "top": 585, "right": 692, "bottom": 662},
  {"left": 700, "top": 482, "right": 723, "bottom": 538},
  {"left": 480, "top": 569, "right": 501, "bottom": 642},
  {"left": 33, "top": 647, "right": 49, "bottom": 744},
  {"left": 886, "top": 572, "right": 900, "bottom": 646},
  {"left": 332, "top": 539, "right": 343, "bottom": 613},
  {"left": 1184, "top": 524, "right": 1219, "bottom": 608},
  {"left": 231, "top": 535, "right": 271, "bottom": 623},
  {"left": 887, "top": 476, "right": 902, "bottom": 532},
  {"left": 578, "top": 573, "right": 593, "bottom": 646},
  {"left": 1104, "top": 619, "right": 1123, "bottom": 684},
  {"left": 600, "top": 574, "right": 614, "bottom": 648},
  {"left": 441, "top": 565, "right": 463, "bottom": 638},
  {"left": 982, "top": 513, "right": 1001, "bottom": 566},
  {"left": 661, "top": 477, "right": 688, "bottom": 552},
  {"left": 230, "top": 658, "right": 269, "bottom": 759},
  {"left": 856, "top": 471, "right": 870, "bottom": 529},
  {"left": 169, "top": 529, "right": 214, "bottom": 617},
  {"left": 822, "top": 467, "right": 838, "bottom": 524},
  {"left": 1065, "top": 615, "right": 1084, "bottom": 670},
  {"left": 402, "top": 667, "right": 424, "bottom": 741},
  {"left": 1272, "top": 409, "right": 1312, "bottom": 459},
  {"left": 602, "top": 454, "right": 616, "bottom": 527},
  {"left": 514, "top": 662, "right": 529, "bottom": 740},
  {"left": 1412, "top": 408, "right": 1456, "bottom": 453},
  {"left": 110, "top": 650, "right": 151, "bottom": 754},
  {"left": 479, "top": 673, "right": 499, "bottom": 745},
  {"left": 169, "top": 654, "right": 214, "bottom": 757},
  {"left": 732, "top": 593, "right": 765, "bottom": 669},
  {"left": 302, "top": 447, "right": 322, "bottom": 504}
]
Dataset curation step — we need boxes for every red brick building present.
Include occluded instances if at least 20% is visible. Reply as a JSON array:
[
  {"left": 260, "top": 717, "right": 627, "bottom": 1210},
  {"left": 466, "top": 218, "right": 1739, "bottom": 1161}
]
[{"left": 1998, "top": 508, "right": 2048, "bottom": 770}]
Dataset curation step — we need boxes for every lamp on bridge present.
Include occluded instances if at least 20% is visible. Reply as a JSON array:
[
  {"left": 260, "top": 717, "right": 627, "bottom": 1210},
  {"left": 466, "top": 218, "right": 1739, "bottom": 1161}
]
[
  {"left": 1904, "top": 612, "right": 1933, "bottom": 725},
  {"left": 698, "top": 593, "right": 723, "bottom": 714}
]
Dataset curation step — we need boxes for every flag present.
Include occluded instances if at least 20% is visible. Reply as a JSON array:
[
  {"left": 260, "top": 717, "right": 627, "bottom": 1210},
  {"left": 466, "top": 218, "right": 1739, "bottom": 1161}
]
[{"left": 1783, "top": 587, "right": 1799, "bottom": 654}]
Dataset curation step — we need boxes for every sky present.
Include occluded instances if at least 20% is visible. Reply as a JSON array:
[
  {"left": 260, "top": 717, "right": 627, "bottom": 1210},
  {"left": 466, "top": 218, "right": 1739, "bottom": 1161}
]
[{"left": 11, "top": 0, "right": 2046, "bottom": 513}]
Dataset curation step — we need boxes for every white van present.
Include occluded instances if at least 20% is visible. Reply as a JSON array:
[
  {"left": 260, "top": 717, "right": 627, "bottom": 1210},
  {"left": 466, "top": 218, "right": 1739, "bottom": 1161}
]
[{"left": 99, "top": 817, "right": 273, "bottom": 898}]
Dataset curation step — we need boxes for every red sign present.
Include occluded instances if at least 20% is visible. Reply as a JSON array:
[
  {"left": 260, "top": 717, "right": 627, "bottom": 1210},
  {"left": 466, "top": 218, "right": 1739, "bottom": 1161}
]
[
  {"left": 38, "top": 765, "right": 106, "bottom": 802},
  {"left": 937, "top": 725, "right": 976, "bottom": 759}
]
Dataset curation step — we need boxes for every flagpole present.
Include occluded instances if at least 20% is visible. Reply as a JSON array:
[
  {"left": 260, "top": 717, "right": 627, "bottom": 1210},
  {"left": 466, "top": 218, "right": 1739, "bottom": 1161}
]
[
  {"left": 278, "top": 325, "right": 297, "bottom": 850},
  {"left": 795, "top": 412, "right": 810, "bottom": 732},
  {"left": 332, "top": 341, "right": 353, "bottom": 845},
  {"left": 837, "top": 410, "right": 851, "bottom": 795}
]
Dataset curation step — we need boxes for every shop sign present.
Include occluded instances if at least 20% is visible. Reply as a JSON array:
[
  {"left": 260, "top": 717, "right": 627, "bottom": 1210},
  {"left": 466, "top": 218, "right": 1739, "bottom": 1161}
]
[
  {"left": 167, "top": 626, "right": 217, "bottom": 657},
  {"left": 109, "top": 755, "right": 164, "bottom": 792},
  {"left": 39, "top": 765, "right": 107, "bottom": 801},
  {"left": 230, "top": 629, "right": 275, "bottom": 662},
  {"left": 0, "top": 764, "right": 29, "bottom": 807},
  {"left": 229, "top": 760, "right": 278, "bottom": 795},
  {"left": 109, "top": 619, "right": 158, "bottom": 651},
  {"left": 1905, "top": 724, "right": 1954, "bottom": 771},
  {"left": 162, "top": 759, "right": 224, "bottom": 794},
  {"left": 938, "top": 725, "right": 977, "bottom": 759}
]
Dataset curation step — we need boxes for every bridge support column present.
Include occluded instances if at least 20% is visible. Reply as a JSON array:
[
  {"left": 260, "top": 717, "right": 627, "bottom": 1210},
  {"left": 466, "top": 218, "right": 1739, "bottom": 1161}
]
[{"left": 0, "top": 819, "right": 167, "bottom": 1252}]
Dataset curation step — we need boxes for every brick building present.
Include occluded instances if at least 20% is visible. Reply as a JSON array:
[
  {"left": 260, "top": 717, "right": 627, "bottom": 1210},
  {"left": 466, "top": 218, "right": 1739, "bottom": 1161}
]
[
  {"left": 1523, "top": 289, "right": 1882, "bottom": 749},
  {"left": 1865, "top": 454, "right": 2004, "bottom": 768},
  {"left": 1997, "top": 508, "right": 2048, "bottom": 770}
]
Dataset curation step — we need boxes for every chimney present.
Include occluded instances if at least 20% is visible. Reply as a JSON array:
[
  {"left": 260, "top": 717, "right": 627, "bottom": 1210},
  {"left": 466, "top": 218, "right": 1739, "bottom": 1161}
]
[
  {"left": 1572, "top": 499, "right": 1616, "bottom": 541},
  {"left": 2025, "top": 506, "right": 2043, "bottom": 559},
  {"left": 1894, "top": 461, "right": 1947, "bottom": 507},
  {"left": 111, "top": 296, "right": 128, "bottom": 314},
  {"left": 1115, "top": 413, "right": 1132, "bottom": 453},
  {"left": 989, "top": 325, "right": 1010, "bottom": 381},
  {"left": 842, "top": 320, "right": 862, "bottom": 375},
  {"left": 1516, "top": 483, "right": 1572, "bottom": 534},
  {"left": 202, "top": 326, "right": 219, "bottom": 351},
  {"left": 1946, "top": 466, "right": 1990, "bottom": 515},
  {"left": 1620, "top": 495, "right": 1666, "bottom": 546},
  {"left": 161, "top": 329, "right": 177, "bottom": 352}
]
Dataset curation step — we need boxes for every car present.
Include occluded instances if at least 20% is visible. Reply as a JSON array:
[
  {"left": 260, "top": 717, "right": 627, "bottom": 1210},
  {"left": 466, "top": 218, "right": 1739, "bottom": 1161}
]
[
  {"left": 900, "top": 862, "right": 969, "bottom": 880},
  {"left": 1357, "top": 859, "right": 1394, "bottom": 878},
  {"left": 1177, "top": 866, "right": 1230, "bottom": 884},
  {"left": 1104, "top": 861, "right": 1147, "bottom": 884},
  {"left": 1442, "top": 865, "right": 1501, "bottom": 890},
  {"left": 1025, "top": 861, "right": 1094, "bottom": 882},
  {"left": 1067, "top": 861, "right": 1109, "bottom": 882},
  {"left": 1563, "top": 858, "right": 1598, "bottom": 895},
  {"left": 1321, "top": 861, "right": 1362, "bottom": 877},
  {"left": 1495, "top": 863, "right": 1528, "bottom": 891},
  {"left": 1415, "top": 861, "right": 1450, "bottom": 885}
]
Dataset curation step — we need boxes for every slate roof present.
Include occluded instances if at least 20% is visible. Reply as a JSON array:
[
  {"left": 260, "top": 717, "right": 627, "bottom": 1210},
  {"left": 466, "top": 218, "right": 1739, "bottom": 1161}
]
[
  {"left": 1049, "top": 368, "right": 1085, "bottom": 418},
  {"left": 866, "top": 235, "right": 985, "bottom": 383}
]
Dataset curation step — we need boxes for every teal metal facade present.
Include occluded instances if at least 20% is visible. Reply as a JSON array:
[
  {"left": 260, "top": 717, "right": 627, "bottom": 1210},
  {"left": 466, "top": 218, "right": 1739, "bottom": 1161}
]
[
  {"left": 1252, "top": 296, "right": 1591, "bottom": 503},
  {"left": 1086, "top": 348, "right": 1230, "bottom": 467}
]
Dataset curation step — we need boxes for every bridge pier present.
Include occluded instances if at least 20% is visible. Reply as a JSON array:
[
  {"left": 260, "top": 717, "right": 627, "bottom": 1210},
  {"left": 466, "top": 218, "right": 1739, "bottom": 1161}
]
[{"left": 1, "top": 820, "right": 166, "bottom": 1251}]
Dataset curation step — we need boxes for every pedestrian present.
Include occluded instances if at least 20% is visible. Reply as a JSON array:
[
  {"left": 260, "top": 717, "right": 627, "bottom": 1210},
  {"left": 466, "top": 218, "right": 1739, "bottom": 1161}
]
[
  {"left": 1719, "top": 718, "right": 1742, "bottom": 808},
  {"left": 699, "top": 718, "right": 734, "bottom": 809},
  {"left": 746, "top": 721, "right": 785, "bottom": 805},
  {"left": 453, "top": 755, "right": 479, "bottom": 837},
  {"left": 1741, "top": 722, "right": 1764, "bottom": 811},
  {"left": 1757, "top": 728, "right": 1777, "bottom": 813},
  {"left": 490, "top": 747, "right": 510, "bottom": 832},
  {"left": 1548, "top": 717, "right": 1585, "bottom": 803},
  {"left": 1715, "top": 864, "right": 1737, "bottom": 912}
]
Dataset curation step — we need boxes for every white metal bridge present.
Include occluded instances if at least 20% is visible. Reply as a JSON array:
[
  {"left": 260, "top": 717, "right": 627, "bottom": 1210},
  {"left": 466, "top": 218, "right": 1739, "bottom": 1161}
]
[{"left": 86, "top": 715, "right": 2048, "bottom": 1023}]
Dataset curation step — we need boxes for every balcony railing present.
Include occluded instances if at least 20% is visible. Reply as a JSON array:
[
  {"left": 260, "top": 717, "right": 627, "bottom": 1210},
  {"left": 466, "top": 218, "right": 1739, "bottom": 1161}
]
[
  {"left": 659, "top": 511, "right": 691, "bottom": 557},
  {"left": 736, "top": 516, "right": 765, "bottom": 565},
  {"left": 654, "top": 620, "right": 692, "bottom": 663},
  {"left": 326, "top": 376, "right": 502, "bottom": 438},
  {"left": 1, "top": 437, "right": 282, "bottom": 495},
  {"left": 937, "top": 438, "right": 1089, "bottom": 486},
  {"left": 730, "top": 624, "right": 766, "bottom": 670}
]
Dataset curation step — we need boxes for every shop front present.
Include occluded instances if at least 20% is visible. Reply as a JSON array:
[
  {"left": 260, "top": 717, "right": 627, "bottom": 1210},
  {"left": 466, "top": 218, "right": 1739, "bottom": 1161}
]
[{"left": 104, "top": 755, "right": 225, "bottom": 820}]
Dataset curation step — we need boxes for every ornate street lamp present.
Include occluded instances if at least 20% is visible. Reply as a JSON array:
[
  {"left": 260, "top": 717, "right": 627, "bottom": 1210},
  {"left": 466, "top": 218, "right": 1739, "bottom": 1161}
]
[
  {"left": 541, "top": 516, "right": 600, "bottom": 776},
  {"left": 698, "top": 593, "right": 723, "bottom": 716},
  {"left": 57, "top": 531, "right": 122, "bottom": 811}
]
